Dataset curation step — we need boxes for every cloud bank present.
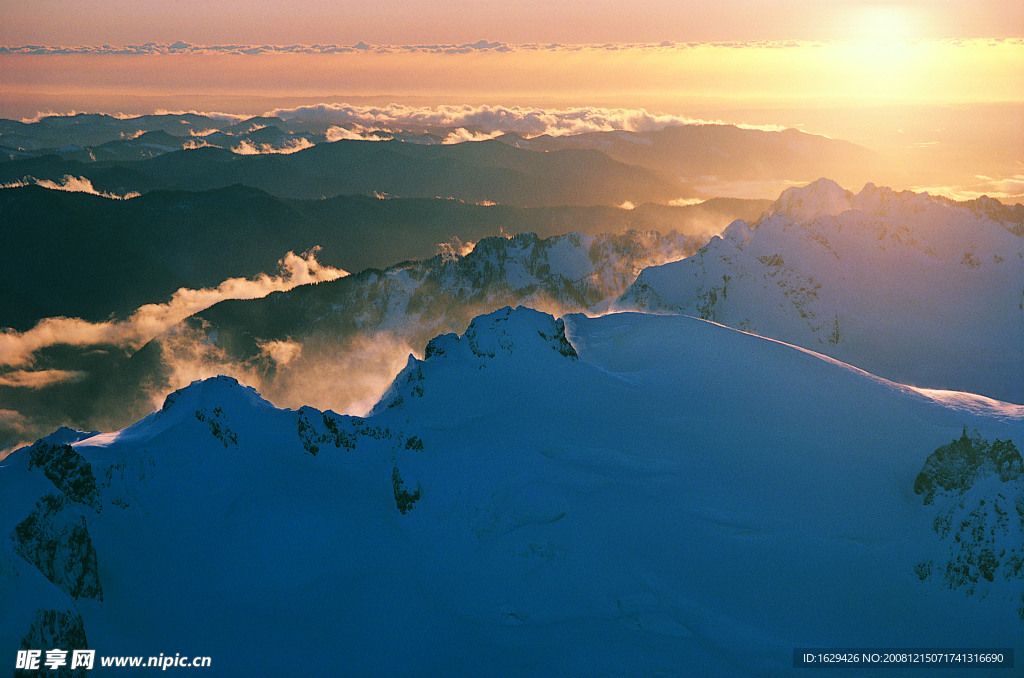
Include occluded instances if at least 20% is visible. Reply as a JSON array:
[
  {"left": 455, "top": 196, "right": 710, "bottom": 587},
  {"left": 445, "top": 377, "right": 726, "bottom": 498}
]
[
  {"left": 12, "top": 104, "right": 790, "bottom": 138},
  {"left": 0, "top": 249, "right": 348, "bottom": 368},
  {"left": 268, "top": 103, "right": 789, "bottom": 137}
]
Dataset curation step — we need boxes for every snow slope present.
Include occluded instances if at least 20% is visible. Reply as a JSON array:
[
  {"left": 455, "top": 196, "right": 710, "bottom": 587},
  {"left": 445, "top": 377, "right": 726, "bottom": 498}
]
[
  {"left": 616, "top": 179, "right": 1024, "bottom": 404},
  {"left": 2, "top": 307, "right": 1022, "bottom": 676}
]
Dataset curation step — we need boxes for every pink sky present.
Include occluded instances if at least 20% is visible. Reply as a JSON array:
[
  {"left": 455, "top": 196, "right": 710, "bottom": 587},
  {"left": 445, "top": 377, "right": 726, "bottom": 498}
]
[{"left": 2, "top": 0, "right": 1022, "bottom": 45}]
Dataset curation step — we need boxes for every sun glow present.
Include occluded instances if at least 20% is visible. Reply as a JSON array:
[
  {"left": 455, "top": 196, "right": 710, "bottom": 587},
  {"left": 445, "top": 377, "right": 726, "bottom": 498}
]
[
  {"left": 2, "top": 39, "right": 1020, "bottom": 123},
  {"left": 850, "top": 5, "right": 923, "bottom": 43}
]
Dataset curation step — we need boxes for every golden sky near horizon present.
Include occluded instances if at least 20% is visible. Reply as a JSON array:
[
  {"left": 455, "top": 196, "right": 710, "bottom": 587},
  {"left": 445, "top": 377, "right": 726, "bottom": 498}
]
[
  {"left": 1, "top": 0, "right": 1021, "bottom": 176},
  {"left": 2, "top": 0, "right": 1021, "bottom": 117},
  {"left": 3, "top": 40, "right": 1021, "bottom": 113}
]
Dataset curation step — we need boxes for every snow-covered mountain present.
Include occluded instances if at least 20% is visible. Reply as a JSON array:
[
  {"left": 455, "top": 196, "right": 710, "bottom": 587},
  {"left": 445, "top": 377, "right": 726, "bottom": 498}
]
[
  {"left": 617, "top": 179, "right": 1024, "bottom": 403},
  {"left": 147, "top": 230, "right": 701, "bottom": 415},
  {"left": 3, "top": 307, "right": 1021, "bottom": 675}
]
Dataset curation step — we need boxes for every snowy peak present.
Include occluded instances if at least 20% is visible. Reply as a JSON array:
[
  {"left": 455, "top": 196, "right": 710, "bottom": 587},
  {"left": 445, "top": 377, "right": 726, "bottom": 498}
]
[
  {"left": 424, "top": 230, "right": 697, "bottom": 309},
  {"left": 767, "top": 178, "right": 1024, "bottom": 230},
  {"left": 415, "top": 305, "right": 578, "bottom": 367},
  {"left": 107, "top": 376, "right": 278, "bottom": 450},
  {"left": 374, "top": 307, "right": 578, "bottom": 413},
  {"left": 768, "top": 178, "right": 927, "bottom": 223},
  {"left": 769, "top": 177, "right": 854, "bottom": 221},
  {"left": 34, "top": 426, "right": 101, "bottom": 449},
  {"left": 462, "top": 306, "right": 578, "bottom": 361},
  {"left": 157, "top": 375, "right": 271, "bottom": 415}
]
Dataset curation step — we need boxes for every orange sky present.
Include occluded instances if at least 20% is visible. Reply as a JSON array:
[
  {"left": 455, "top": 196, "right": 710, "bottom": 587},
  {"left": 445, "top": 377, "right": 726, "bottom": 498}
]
[
  {"left": 3, "top": 40, "right": 1021, "bottom": 117},
  {"left": 2, "top": 0, "right": 1020, "bottom": 121},
  {"left": 1, "top": 1, "right": 1020, "bottom": 202}
]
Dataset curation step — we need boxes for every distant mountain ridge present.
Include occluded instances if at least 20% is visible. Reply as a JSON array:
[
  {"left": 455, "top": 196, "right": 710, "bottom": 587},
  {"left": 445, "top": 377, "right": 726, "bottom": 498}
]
[
  {"left": 617, "top": 179, "right": 1024, "bottom": 402},
  {"left": 0, "top": 182, "right": 765, "bottom": 330},
  {"left": 502, "top": 124, "right": 877, "bottom": 190},
  {"left": 0, "top": 136, "right": 689, "bottom": 206},
  {"left": 2, "top": 111, "right": 883, "bottom": 204}
]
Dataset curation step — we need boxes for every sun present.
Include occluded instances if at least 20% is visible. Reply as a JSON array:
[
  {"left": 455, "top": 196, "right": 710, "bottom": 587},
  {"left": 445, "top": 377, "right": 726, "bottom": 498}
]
[{"left": 846, "top": 4, "right": 924, "bottom": 44}]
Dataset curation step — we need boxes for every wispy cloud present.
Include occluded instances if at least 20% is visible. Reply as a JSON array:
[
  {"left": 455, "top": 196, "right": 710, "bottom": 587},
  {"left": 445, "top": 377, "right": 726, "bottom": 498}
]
[
  {"left": 153, "top": 327, "right": 415, "bottom": 419},
  {"left": 0, "top": 409, "right": 29, "bottom": 432},
  {"left": 910, "top": 174, "right": 1024, "bottom": 202},
  {"left": 0, "top": 369, "right": 85, "bottom": 388},
  {"left": 4, "top": 38, "right": 1019, "bottom": 56},
  {"left": 325, "top": 125, "right": 392, "bottom": 142},
  {"left": 1, "top": 175, "right": 140, "bottom": 200},
  {"left": 230, "top": 137, "right": 314, "bottom": 155},
  {"left": 0, "top": 249, "right": 348, "bottom": 368},
  {"left": 436, "top": 237, "right": 476, "bottom": 261},
  {"left": 0, "top": 409, "right": 32, "bottom": 461},
  {"left": 258, "top": 338, "right": 303, "bottom": 366},
  {"left": 441, "top": 128, "right": 503, "bottom": 144}
]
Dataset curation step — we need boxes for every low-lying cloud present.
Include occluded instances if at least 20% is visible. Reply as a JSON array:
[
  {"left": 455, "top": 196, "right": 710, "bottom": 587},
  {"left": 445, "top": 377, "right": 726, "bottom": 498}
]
[
  {"left": 0, "top": 249, "right": 348, "bottom": 368},
  {"left": 0, "top": 369, "right": 85, "bottom": 388},
  {"left": 154, "top": 327, "right": 416, "bottom": 419},
  {"left": 325, "top": 125, "right": 391, "bottom": 142},
  {"left": 910, "top": 174, "right": 1024, "bottom": 202},
  {"left": 441, "top": 128, "right": 504, "bottom": 144},
  {"left": 437, "top": 237, "right": 477, "bottom": 261},
  {"left": 1, "top": 175, "right": 140, "bottom": 200},
  {"left": 269, "top": 103, "right": 790, "bottom": 137},
  {"left": 231, "top": 138, "right": 315, "bottom": 155}
]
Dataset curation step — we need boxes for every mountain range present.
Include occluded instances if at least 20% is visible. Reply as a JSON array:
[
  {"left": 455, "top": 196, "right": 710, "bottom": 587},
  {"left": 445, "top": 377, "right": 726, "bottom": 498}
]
[
  {"left": 0, "top": 229, "right": 705, "bottom": 453},
  {"left": 0, "top": 136, "right": 690, "bottom": 206},
  {"left": 2, "top": 307, "right": 1021, "bottom": 675},
  {"left": 3, "top": 140, "right": 1023, "bottom": 676},
  {"left": 3, "top": 179, "right": 1021, "bottom": 463},
  {"left": 2, "top": 112, "right": 885, "bottom": 204},
  {"left": 617, "top": 179, "right": 1024, "bottom": 404},
  {"left": 0, "top": 183, "right": 765, "bottom": 330}
]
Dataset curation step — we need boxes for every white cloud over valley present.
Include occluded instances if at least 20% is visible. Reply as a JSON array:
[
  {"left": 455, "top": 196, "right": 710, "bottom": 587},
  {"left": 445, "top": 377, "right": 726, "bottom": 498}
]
[
  {"left": 1, "top": 175, "right": 140, "bottom": 200},
  {"left": 0, "top": 249, "right": 347, "bottom": 369},
  {"left": 269, "top": 103, "right": 791, "bottom": 137}
]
